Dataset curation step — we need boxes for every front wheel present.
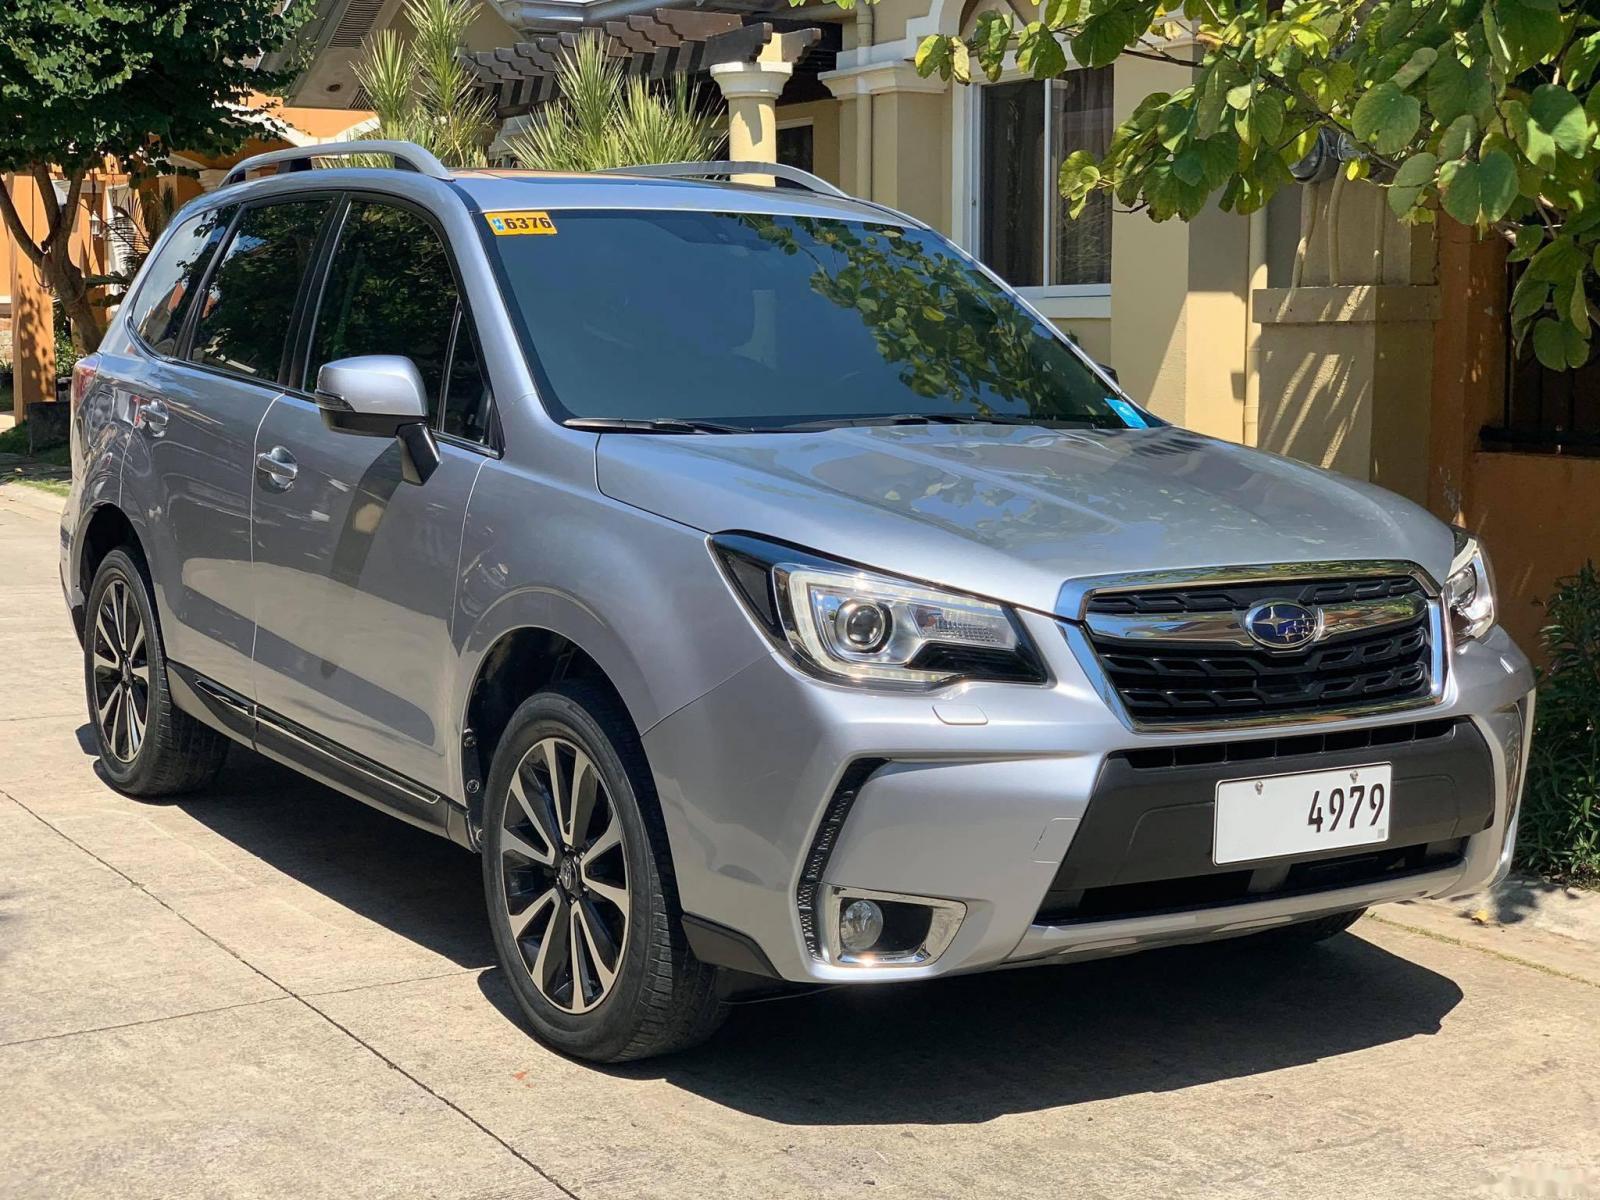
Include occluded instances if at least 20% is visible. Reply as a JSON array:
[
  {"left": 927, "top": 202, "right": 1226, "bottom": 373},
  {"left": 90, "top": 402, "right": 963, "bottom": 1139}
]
[{"left": 481, "top": 682, "right": 725, "bottom": 1062}]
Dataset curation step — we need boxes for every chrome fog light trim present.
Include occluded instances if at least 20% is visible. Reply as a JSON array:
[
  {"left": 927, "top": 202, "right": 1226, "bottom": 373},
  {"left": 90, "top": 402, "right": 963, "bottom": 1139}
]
[{"left": 819, "top": 885, "right": 965, "bottom": 968}]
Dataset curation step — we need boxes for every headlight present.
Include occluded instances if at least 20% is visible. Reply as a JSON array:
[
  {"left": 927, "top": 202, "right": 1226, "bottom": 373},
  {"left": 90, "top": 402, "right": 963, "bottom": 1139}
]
[
  {"left": 711, "top": 534, "right": 1045, "bottom": 688},
  {"left": 1445, "top": 529, "right": 1496, "bottom": 645}
]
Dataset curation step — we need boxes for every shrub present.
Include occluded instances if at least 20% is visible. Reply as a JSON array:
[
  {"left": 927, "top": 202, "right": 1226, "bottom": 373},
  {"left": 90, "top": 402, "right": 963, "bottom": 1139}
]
[{"left": 1517, "top": 562, "right": 1600, "bottom": 885}]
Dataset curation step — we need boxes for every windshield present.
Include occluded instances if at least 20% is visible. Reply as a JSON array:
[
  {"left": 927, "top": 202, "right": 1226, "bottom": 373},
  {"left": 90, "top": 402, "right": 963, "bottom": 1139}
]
[{"left": 487, "top": 208, "right": 1149, "bottom": 431}]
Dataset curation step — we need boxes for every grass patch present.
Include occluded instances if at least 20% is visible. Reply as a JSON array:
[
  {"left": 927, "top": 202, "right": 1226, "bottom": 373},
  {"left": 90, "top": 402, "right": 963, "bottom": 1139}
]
[{"left": 14, "top": 476, "right": 70, "bottom": 497}]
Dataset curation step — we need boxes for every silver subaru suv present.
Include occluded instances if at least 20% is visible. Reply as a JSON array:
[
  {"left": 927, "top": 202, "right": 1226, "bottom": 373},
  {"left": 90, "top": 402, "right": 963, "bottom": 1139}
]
[{"left": 61, "top": 141, "right": 1534, "bottom": 1062}]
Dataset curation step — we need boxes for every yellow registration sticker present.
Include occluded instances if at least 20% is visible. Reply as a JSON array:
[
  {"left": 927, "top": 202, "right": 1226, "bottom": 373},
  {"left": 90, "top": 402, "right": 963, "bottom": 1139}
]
[{"left": 484, "top": 210, "right": 557, "bottom": 236}]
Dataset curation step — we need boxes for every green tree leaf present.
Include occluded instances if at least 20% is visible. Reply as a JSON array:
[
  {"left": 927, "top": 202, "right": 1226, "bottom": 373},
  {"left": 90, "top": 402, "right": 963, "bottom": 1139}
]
[
  {"left": 1352, "top": 82, "right": 1423, "bottom": 156},
  {"left": 1070, "top": 9, "right": 1139, "bottom": 68},
  {"left": 1529, "top": 85, "right": 1593, "bottom": 160},
  {"left": 914, "top": 34, "right": 954, "bottom": 79},
  {"left": 1392, "top": 46, "right": 1438, "bottom": 91},
  {"left": 1427, "top": 54, "right": 1494, "bottom": 126},
  {"left": 1439, "top": 149, "right": 1519, "bottom": 225},
  {"left": 1533, "top": 318, "right": 1569, "bottom": 369},
  {"left": 971, "top": 11, "right": 1013, "bottom": 82},
  {"left": 1043, "top": 0, "right": 1081, "bottom": 30},
  {"left": 1017, "top": 22, "right": 1067, "bottom": 78},
  {"left": 1437, "top": 114, "right": 1477, "bottom": 161},
  {"left": 1388, "top": 151, "right": 1438, "bottom": 217}
]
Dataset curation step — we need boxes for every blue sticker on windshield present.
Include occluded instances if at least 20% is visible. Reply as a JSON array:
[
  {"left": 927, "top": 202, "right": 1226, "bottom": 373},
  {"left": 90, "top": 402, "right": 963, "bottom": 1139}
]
[{"left": 1105, "top": 395, "right": 1148, "bottom": 428}]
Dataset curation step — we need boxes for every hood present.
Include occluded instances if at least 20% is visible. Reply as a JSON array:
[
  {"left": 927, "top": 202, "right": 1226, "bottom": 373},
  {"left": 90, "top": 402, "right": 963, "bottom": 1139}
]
[{"left": 595, "top": 424, "right": 1456, "bottom": 615}]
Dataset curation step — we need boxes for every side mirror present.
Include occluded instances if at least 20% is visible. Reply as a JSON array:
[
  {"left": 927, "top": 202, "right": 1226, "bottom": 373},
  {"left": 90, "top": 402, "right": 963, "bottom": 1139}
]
[{"left": 314, "top": 355, "right": 441, "bottom": 485}]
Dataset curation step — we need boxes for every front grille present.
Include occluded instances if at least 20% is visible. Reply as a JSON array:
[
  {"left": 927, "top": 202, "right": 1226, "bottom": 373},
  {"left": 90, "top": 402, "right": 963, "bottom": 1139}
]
[{"left": 1082, "top": 573, "right": 1437, "bottom": 725}]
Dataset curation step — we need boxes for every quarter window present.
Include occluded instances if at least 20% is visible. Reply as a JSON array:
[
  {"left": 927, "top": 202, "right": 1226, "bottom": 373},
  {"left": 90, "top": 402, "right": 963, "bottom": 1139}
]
[
  {"left": 308, "top": 200, "right": 490, "bottom": 438},
  {"left": 189, "top": 199, "right": 334, "bottom": 380},
  {"left": 127, "top": 205, "right": 234, "bottom": 356},
  {"left": 978, "top": 69, "right": 1113, "bottom": 289}
]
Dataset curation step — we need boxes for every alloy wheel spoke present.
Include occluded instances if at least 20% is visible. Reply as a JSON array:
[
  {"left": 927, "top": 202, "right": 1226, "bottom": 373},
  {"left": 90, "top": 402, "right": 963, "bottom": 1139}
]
[
  {"left": 127, "top": 687, "right": 146, "bottom": 757},
  {"left": 508, "top": 768, "right": 560, "bottom": 860},
  {"left": 93, "top": 642, "right": 120, "bottom": 674},
  {"left": 126, "top": 620, "right": 146, "bottom": 669},
  {"left": 501, "top": 827, "right": 555, "bottom": 868},
  {"left": 583, "top": 812, "right": 622, "bottom": 863},
  {"left": 506, "top": 885, "right": 557, "bottom": 942},
  {"left": 582, "top": 874, "right": 628, "bottom": 914},
  {"left": 537, "top": 740, "right": 566, "bottom": 842},
  {"left": 567, "top": 903, "right": 595, "bottom": 1012},
  {"left": 531, "top": 893, "right": 572, "bottom": 1005},
  {"left": 566, "top": 751, "right": 599, "bottom": 849},
  {"left": 95, "top": 603, "right": 120, "bottom": 660},
  {"left": 112, "top": 685, "right": 129, "bottom": 760},
  {"left": 574, "top": 898, "right": 619, "bottom": 993},
  {"left": 112, "top": 583, "right": 129, "bottom": 653},
  {"left": 96, "top": 681, "right": 119, "bottom": 730}
]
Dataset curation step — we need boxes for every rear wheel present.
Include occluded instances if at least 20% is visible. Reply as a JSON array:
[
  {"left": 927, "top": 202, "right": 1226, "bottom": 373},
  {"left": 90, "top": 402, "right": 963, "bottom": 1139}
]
[
  {"left": 482, "top": 682, "right": 725, "bottom": 1062},
  {"left": 83, "top": 548, "right": 229, "bottom": 795}
]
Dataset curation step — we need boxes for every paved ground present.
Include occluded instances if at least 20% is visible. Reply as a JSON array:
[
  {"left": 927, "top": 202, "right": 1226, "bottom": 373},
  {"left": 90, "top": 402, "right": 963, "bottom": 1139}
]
[{"left": 3, "top": 483, "right": 1599, "bottom": 1200}]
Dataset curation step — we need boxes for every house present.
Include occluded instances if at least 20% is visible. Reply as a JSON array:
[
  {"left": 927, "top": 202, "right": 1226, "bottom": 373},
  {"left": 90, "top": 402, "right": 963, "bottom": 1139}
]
[{"left": 2, "top": 98, "right": 373, "bottom": 421}]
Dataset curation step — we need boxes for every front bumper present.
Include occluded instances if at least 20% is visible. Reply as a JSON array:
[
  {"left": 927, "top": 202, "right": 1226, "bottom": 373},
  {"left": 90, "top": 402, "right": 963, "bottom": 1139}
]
[{"left": 642, "top": 610, "right": 1536, "bottom": 985}]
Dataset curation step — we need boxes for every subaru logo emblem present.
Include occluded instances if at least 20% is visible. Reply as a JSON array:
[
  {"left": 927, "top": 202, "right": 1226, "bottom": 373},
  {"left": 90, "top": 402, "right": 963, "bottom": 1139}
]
[{"left": 1243, "top": 601, "right": 1320, "bottom": 650}]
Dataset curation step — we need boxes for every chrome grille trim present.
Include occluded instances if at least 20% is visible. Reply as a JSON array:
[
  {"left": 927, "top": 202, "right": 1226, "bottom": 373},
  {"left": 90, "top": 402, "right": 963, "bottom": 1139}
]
[{"left": 1061, "top": 562, "right": 1449, "bottom": 734}]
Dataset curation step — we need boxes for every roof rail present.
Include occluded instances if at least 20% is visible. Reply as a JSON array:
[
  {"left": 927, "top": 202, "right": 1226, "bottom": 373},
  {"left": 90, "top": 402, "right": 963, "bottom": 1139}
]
[
  {"left": 595, "top": 160, "right": 848, "bottom": 199},
  {"left": 220, "top": 140, "right": 452, "bottom": 187}
]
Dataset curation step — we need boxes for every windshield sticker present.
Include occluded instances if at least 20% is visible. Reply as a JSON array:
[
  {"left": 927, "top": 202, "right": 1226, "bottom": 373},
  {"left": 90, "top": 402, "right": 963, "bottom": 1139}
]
[
  {"left": 485, "top": 210, "right": 558, "bottom": 236},
  {"left": 1105, "top": 395, "right": 1148, "bottom": 428}
]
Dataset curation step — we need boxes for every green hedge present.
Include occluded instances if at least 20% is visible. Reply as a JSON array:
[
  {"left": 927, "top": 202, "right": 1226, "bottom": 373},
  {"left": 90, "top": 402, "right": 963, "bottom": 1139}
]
[{"left": 1517, "top": 563, "right": 1600, "bottom": 885}]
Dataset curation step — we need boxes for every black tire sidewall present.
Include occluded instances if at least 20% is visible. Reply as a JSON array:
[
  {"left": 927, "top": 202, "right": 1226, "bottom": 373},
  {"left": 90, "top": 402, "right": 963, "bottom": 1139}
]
[
  {"left": 83, "top": 548, "right": 167, "bottom": 792},
  {"left": 481, "top": 685, "right": 671, "bottom": 1060}
]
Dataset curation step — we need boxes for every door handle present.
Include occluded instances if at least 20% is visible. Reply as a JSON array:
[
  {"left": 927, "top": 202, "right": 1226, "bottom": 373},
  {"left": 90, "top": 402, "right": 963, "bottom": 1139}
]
[
  {"left": 134, "top": 396, "right": 169, "bottom": 435},
  {"left": 255, "top": 446, "right": 299, "bottom": 489}
]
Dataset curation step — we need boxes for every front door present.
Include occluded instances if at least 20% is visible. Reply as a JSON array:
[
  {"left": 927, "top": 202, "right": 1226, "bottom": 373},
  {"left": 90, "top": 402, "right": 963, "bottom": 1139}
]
[
  {"left": 123, "top": 197, "right": 334, "bottom": 694},
  {"left": 249, "top": 197, "right": 496, "bottom": 794}
]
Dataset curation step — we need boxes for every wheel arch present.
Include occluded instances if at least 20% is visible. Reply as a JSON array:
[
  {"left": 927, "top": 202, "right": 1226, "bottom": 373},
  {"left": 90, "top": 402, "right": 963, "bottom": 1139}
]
[
  {"left": 460, "top": 623, "right": 639, "bottom": 839},
  {"left": 73, "top": 503, "right": 147, "bottom": 634}
]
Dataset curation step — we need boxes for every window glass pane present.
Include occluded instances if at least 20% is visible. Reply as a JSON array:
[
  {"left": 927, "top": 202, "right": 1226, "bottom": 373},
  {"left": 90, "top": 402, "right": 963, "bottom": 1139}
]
[
  {"left": 492, "top": 210, "right": 1137, "bottom": 430},
  {"left": 1051, "top": 67, "right": 1114, "bottom": 286},
  {"left": 979, "top": 80, "right": 1045, "bottom": 287},
  {"left": 129, "top": 205, "right": 234, "bottom": 355},
  {"left": 442, "top": 309, "right": 493, "bottom": 443},
  {"left": 309, "top": 201, "right": 459, "bottom": 422},
  {"left": 777, "top": 124, "right": 815, "bottom": 174},
  {"left": 190, "top": 199, "right": 332, "bottom": 380}
]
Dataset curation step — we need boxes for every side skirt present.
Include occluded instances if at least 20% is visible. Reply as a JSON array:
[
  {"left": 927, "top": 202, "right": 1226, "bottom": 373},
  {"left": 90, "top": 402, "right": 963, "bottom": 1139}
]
[{"left": 167, "top": 662, "right": 466, "bottom": 845}]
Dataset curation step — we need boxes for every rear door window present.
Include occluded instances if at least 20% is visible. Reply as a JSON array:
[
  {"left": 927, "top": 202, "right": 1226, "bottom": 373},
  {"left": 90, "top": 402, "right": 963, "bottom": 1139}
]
[
  {"left": 127, "top": 205, "right": 234, "bottom": 356},
  {"left": 307, "top": 199, "right": 471, "bottom": 429},
  {"left": 189, "top": 198, "right": 334, "bottom": 382}
]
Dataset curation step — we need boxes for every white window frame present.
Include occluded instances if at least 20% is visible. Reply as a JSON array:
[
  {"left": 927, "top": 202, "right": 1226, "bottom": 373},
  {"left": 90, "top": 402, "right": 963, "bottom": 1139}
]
[{"left": 951, "top": 55, "right": 1112, "bottom": 321}]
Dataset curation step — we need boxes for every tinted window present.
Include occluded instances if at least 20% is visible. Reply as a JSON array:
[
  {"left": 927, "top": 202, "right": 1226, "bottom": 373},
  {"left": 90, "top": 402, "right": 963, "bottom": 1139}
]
[
  {"left": 308, "top": 201, "right": 461, "bottom": 424},
  {"left": 442, "top": 311, "right": 492, "bottom": 443},
  {"left": 491, "top": 210, "right": 1136, "bottom": 430},
  {"left": 190, "top": 199, "right": 333, "bottom": 380},
  {"left": 128, "top": 206, "right": 233, "bottom": 355}
]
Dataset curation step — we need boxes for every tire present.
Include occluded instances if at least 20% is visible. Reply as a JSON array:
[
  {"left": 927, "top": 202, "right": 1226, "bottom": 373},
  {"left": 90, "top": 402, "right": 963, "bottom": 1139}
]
[
  {"left": 83, "top": 547, "right": 230, "bottom": 796},
  {"left": 481, "top": 681, "right": 726, "bottom": 1063},
  {"left": 1252, "top": 907, "right": 1367, "bottom": 948}
]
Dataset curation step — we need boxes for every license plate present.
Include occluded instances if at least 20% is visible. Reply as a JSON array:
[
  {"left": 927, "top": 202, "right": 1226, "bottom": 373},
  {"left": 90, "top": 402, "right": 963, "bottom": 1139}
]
[{"left": 1214, "top": 763, "right": 1392, "bottom": 865}]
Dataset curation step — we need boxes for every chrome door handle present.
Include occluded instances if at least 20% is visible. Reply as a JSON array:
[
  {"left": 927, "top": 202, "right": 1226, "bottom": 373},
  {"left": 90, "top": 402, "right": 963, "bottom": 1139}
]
[
  {"left": 135, "top": 397, "right": 169, "bottom": 435},
  {"left": 255, "top": 446, "right": 298, "bottom": 489}
]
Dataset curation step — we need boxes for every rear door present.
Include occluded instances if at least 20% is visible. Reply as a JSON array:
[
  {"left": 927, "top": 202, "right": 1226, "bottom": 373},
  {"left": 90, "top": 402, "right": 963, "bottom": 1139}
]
[
  {"left": 118, "top": 196, "right": 334, "bottom": 695},
  {"left": 248, "top": 195, "right": 495, "bottom": 794}
]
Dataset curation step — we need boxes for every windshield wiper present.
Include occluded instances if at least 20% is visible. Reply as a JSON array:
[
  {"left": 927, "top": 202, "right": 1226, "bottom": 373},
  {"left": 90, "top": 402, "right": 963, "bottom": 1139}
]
[
  {"left": 564, "top": 416, "right": 753, "bottom": 434},
  {"left": 774, "top": 413, "right": 1108, "bottom": 432}
]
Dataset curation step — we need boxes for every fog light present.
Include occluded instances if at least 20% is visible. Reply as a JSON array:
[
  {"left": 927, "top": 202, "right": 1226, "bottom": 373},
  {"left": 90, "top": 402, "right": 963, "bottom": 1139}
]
[{"left": 838, "top": 899, "right": 885, "bottom": 952}]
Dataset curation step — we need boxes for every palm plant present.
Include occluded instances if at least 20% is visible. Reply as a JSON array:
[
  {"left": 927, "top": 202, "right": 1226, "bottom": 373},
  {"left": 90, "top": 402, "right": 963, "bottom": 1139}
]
[
  {"left": 355, "top": 0, "right": 495, "bottom": 168},
  {"left": 504, "top": 35, "right": 718, "bottom": 172}
]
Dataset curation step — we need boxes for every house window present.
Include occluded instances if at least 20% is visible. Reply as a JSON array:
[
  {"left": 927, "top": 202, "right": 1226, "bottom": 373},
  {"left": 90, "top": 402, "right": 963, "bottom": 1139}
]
[
  {"left": 778, "top": 122, "right": 815, "bottom": 175},
  {"left": 978, "top": 68, "right": 1113, "bottom": 289}
]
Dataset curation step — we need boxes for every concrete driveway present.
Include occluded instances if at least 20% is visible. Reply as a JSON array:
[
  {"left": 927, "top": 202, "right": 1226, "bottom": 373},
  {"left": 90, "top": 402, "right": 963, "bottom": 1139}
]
[{"left": 2, "top": 483, "right": 1597, "bottom": 1200}]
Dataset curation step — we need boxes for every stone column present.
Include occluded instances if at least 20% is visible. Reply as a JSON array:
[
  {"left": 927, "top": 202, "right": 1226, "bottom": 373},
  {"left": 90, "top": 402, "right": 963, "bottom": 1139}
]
[{"left": 709, "top": 61, "right": 793, "bottom": 183}]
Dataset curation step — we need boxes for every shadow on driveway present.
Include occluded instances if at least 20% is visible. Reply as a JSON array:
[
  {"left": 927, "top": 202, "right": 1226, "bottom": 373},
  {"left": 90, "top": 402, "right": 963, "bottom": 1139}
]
[{"left": 146, "top": 742, "right": 1462, "bottom": 1124}]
